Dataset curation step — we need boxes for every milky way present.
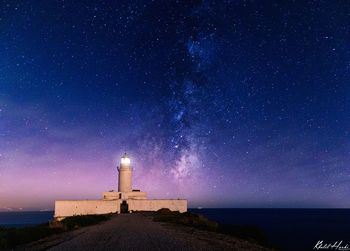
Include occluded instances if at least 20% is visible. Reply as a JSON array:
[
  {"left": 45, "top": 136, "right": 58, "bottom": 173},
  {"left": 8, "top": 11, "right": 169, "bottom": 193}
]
[{"left": 0, "top": 1, "right": 349, "bottom": 210}]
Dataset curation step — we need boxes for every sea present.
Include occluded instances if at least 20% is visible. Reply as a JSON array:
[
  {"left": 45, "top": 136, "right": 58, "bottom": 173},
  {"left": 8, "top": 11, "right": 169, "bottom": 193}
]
[{"left": 0, "top": 209, "right": 349, "bottom": 251}]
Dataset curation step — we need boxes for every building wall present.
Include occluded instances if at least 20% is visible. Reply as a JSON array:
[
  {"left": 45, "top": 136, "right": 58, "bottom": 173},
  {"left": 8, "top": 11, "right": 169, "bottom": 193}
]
[
  {"left": 102, "top": 191, "right": 147, "bottom": 200},
  {"left": 54, "top": 199, "right": 188, "bottom": 220},
  {"left": 103, "top": 191, "right": 121, "bottom": 200},
  {"left": 54, "top": 200, "right": 121, "bottom": 220},
  {"left": 123, "top": 191, "right": 147, "bottom": 200},
  {"left": 128, "top": 199, "right": 187, "bottom": 213},
  {"left": 118, "top": 167, "right": 132, "bottom": 192}
]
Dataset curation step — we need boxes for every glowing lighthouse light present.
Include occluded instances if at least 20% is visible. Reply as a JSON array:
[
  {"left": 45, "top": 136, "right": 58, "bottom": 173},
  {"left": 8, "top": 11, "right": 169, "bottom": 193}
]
[
  {"left": 119, "top": 153, "right": 132, "bottom": 193},
  {"left": 120, "top": 153, "right": 131, "bottom": 166}
]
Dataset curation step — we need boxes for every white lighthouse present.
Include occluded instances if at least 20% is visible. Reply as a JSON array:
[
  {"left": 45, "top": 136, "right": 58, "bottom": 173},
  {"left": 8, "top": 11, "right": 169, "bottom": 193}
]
[
  {"left": 54, "top": 153, "right": 187, "bottom": 219},
  {"left": 118, "top": 153, "right": 132, "bottom": 193}
]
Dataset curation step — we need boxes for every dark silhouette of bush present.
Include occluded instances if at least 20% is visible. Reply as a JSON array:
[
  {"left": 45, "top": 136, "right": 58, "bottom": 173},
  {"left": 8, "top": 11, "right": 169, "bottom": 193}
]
[
  {"left": 61, "top": 214, "right": 111, "bottom": 230},
  {"left": 154, "top": 209, "right": 219, "bottom": 231},
  {"left": 0, "top": 214, "right": 112, "bottom": 249},
  {"left": 153, "top": 209, "right": 270, "bottom": 247},
  {"left": 218, "top": 223, "right": 268, "bottom": 246},
  {"left": 0, "top": 223, "right": 61, "bottom": 249}
]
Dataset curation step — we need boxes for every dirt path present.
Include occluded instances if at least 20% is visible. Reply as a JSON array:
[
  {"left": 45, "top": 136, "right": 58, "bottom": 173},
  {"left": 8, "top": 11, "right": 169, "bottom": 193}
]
[{"left": 19, "top": 214, "right": 272, "bottom": 251}]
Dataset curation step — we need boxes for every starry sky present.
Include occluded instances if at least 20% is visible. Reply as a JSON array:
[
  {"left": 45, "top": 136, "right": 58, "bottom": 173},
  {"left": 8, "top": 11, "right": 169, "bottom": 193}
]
[{"left": 0, "top": 0, "right": 349, "bottom": 210}]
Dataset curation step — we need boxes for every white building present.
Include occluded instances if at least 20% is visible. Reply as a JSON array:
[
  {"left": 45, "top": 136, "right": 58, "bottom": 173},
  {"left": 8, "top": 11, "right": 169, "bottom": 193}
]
[{"left": 54, "top": 154, "right": 187, "bottom": 220}]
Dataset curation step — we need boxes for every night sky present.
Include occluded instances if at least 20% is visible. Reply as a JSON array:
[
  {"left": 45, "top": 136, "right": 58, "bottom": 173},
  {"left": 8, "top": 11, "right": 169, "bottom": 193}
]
[{"left": 1, "top": 0, "right": 349, "bottom": 210}]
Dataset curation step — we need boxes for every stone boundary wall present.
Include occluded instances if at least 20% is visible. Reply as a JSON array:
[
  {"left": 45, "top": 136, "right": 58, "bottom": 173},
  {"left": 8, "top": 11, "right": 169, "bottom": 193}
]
[
  {"left": 128, "top": 199, "right": 187, "bottom": 213},
  {"left": 54, "top": 200, "right": 121, "bottom": 220}
]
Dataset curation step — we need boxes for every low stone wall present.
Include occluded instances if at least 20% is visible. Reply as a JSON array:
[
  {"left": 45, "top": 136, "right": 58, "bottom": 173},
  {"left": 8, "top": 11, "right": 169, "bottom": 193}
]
[
  {"left": 103, "top": 191, "right": 148, "bottom": 200},
  {"left": 128, "top": 199, "right": 187, "bottom": 213},
  {"left": 123, "top": 191, "right": 147, "bottom": 200},
  {"left": 54, "top": 198, "right": 188, "bottom": 220},
  {"left": 54, "top": 200, "right": 121, "bottom": 220},
  {"left": 103, "top": 191, "right": 121, "bottom": 200}
]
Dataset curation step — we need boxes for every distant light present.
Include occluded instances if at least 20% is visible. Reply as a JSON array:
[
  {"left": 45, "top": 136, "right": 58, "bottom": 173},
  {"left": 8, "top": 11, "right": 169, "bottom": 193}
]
[{"left": 121, "top": 154, "right": 130, "bottom": 165}]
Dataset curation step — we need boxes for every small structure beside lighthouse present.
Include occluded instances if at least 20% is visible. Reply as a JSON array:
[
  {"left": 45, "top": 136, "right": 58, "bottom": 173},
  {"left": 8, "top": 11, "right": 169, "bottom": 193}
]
[{"left": 54, "top": 153, "right": 187, "bottom": 220}]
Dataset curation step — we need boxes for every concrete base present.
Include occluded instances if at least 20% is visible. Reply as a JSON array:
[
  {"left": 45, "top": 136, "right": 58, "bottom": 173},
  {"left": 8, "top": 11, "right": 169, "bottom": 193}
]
[{"left": 103, "top": 191, "right": 147, "bottom": 200}]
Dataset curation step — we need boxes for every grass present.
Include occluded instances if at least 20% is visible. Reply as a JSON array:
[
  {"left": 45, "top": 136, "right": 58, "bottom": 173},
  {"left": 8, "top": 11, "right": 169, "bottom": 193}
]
[
  {"left": 0, "top": 214, "right": 112, "bottom": 249},
  {"left": 152, "top": 208, "right": 272, "bottom": 248},
  {"left": 0, "top": 223, "right": 61, "bottom": 249},
  {"left": 59, "top": 214, "right": 111, "bottom": 230}
]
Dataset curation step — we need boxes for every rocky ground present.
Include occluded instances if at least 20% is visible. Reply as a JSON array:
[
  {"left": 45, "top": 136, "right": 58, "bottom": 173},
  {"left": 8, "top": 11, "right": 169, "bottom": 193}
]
[{"left": 15, "top": 214, "right": 274, "bottom": 251}]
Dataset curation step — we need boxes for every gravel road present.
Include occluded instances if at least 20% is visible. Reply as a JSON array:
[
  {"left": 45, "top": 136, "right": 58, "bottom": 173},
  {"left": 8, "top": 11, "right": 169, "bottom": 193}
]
[{"left": 19, "top": 214, "right": 272, "bottom": 251}]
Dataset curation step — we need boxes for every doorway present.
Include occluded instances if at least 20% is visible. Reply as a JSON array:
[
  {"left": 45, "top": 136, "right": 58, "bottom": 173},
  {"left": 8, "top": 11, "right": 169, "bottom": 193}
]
[{"left": 120, "top": 200, "right": 128, "bottom": 213}]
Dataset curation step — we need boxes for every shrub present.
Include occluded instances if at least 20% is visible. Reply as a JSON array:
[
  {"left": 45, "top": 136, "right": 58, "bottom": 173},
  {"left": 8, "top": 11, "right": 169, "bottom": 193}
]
[
  {"left": 0, "top": 214, "right": 113, "bottom": 249},
  {"left": 153, "top": 210, "right": 269, "bottom": 247},
  {"left": 0, "top": 224, "right": 62, "bottom": 249},
  {"left": 61, "top": 214, "right": 111, "bottom": 230}
]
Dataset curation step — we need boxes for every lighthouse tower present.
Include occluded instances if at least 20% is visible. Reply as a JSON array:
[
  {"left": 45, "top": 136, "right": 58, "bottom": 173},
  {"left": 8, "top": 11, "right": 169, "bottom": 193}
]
[
  {"left": 118, "top": 153, "right": 132, "bottom": 193},
  {"left": 54, "top": 152, "right": 187, "bottom": 220}
]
